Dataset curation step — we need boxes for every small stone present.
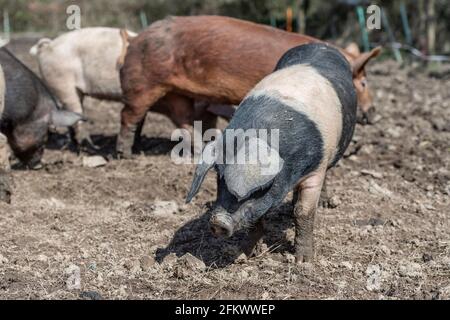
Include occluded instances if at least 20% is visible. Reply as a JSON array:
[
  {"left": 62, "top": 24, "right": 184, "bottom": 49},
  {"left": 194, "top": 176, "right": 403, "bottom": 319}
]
[
  {"left": 82, "top": 156, "right": 107, "bottom": 168},
  {"left": 368, "top": 180, "right": 393, "bottom": 199},
  {"left": 386, "top": 127, "right": 402, "bottom": 139},
  {"left": 140, "top": 256, "right": 156, "bottom": 271},
  {"left": 124, "top": 260, "right": 141, "bottom": 275},
  {"left": 80, "top": 291, "right": 103, "bottom": 300},
  {"left": 150, "top": 201, "right": 179, "bottom": 216},
  {"left": 0, "top": 253, "right": 8, "bottom": 264},
  {"left": 65, "top": 264, "right": 81, "bottom": 290},
  {"left": 284, "top": 253, "right": 296, "bottom": 264},
  {"left": 398, "top": 262, "right": 423, "bottom": 278},
  {"left": 162, "top": 253, "right": 178, "bottom": 268},
  {"left": 440, "top": 285, "right": 450, "bottom": 300},
  {"left": 240, "top": 270, "right": 249, "bottom": 279},
  {"left": 366, "top": 264, "right": 382, "bottom": 292},
  {"left": 328, "top": 195, "right": 341, "bottom": 209},
  {"left": 341, "top": 261, "right": 353, "bottom": 270},
  {"left": 361, "top": 170, "right": 383, "bottom": 179},
  {"left": 319, "top": 259, "right": 330, "bottom": 267},
  {"left": 422, "top": 253, "right": 433, "bottom": 263},
  {"left": 380, "top": 245, "right": 391, "bottom": 255}
]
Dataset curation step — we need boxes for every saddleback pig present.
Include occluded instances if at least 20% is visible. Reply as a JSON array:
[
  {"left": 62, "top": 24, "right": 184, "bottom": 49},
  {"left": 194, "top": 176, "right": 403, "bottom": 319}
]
[{"left": 186, "top": 43, "right": 357, "bottom": 263}]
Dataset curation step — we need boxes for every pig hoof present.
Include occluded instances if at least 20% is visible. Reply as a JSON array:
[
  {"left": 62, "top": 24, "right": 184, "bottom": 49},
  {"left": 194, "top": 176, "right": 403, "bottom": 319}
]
[
  {"left": 319, "top": 197, "right": 329, "bottom": 208},
  {"left": 115, "top": 149, "right": 134, "bottom": 160},
  {"left": 79, "top": 138, "right": 101, "bottom": 154},
  {"left": 243, "top": 240, "right": 266, "bottom": 258},
  {"left": 295, "top": 254, "right": 313, "bottom": 264},
  {"left": 0, "top": 174, "right": 12, "bottom": 204},
  {"left": 295, "top": 246, "right": 314, "bottom": 264},
  {"left": 30, "top": 163, "right": 44, "bottom": 171},
  {"left": 210, "top": 213, "right": 234, "bottom": 238}
]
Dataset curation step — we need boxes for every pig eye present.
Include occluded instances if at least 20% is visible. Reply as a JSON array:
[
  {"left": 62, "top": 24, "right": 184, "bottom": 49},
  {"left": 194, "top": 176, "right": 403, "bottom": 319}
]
[{"left": 361, "top": 80, "right": 367, "bottom": 88}]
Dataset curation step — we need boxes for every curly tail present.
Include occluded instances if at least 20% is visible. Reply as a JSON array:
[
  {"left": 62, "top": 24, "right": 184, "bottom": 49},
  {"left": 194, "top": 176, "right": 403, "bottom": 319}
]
[{"left": 116, "top": 29, "right": 137, "bottom": 71}]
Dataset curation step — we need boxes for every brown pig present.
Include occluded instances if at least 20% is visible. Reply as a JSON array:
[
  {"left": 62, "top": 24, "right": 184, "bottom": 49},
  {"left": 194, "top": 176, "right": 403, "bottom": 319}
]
[{"left": 118, "top": 15, "right": 381, "bottom": 157}]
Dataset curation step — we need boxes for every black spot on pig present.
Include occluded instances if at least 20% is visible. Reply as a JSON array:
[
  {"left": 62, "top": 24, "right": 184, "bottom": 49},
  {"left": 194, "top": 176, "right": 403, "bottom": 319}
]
[
  {"left": 276, "top": 43, "right": 357, "bottom": 166},
  {"left": 0, "top": 48, "right": 83, "bottom": 166}
]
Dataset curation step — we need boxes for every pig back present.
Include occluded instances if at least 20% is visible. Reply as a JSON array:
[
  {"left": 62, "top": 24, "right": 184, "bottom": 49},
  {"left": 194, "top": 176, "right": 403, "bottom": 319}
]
[{"left": 0, "top": 48, "right": 55, "bottom": 124}]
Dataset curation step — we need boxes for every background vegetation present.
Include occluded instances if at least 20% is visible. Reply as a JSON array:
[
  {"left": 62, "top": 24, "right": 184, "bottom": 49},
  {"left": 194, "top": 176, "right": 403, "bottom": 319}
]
[{"left": 0, "top": 0, "right": 449, "bottom": 55}]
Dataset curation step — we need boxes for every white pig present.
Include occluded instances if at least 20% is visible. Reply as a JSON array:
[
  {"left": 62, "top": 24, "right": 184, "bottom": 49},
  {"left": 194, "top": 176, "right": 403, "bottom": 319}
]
[{"left": 30, "top": 27, "right": 137, "bottom": 146}]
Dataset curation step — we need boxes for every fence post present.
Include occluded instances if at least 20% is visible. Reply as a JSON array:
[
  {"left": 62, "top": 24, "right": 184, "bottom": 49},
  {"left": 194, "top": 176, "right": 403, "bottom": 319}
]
[
  {"left": 356, "top": 6, "right": 370, "bottom": 52},
  {"left": 381, "top": 7, "right": 403, "bottom": 64},
  {"left": 3, "top": 10, "right": 10, "bottom": 44},
  {"left": 140, "top": 10, "right": 148, "bottom": 29},
  {"left": 400, "top": 1, "right": 413, "bottom": 46},
  {"left": 286, "top": 7, "right": 293, "bottom": 32}
]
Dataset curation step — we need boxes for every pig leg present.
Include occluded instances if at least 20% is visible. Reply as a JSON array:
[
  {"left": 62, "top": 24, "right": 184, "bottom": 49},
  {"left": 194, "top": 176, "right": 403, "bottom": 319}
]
[
  {"left": 318, "top": 174, "right": 330, "bottom": 208},
  {"left": 165, "top": 94, "right": 204, "bottom": 156},
  {"left": 118, "top": 86, "right": 168, "bottom": 158},
  {"left": 51, "top": 86, "right": 93, "bottom": 149},
  {"left": 293, "top": 171, "right": 325, "bottom": 263},
  {"left": 292, "top": 188, "right": 299, "bottom": 207},
  {"left": 132, "top": 118, "right": 146, "bottom": 154},
  {"left": 242, "top": 219, "right": 266, "bottom": 257},
  {"left": 194, "top": 102, "right": 218, "bottom": 134},
  {"left": 0, "top": 133, "right": 11, "bottom": 204}
]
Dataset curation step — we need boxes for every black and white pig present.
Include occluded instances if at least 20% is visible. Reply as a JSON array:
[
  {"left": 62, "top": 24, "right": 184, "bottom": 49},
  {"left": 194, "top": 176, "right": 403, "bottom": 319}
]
[
  {"left": 186, "top": 43, "right": 357, "bottom": 263},
  {"left": 0, "top": 47, "right": 83, "bottom": 168},
  {"left": 0, "top": 63, "right": 11, "bottom": 203}
]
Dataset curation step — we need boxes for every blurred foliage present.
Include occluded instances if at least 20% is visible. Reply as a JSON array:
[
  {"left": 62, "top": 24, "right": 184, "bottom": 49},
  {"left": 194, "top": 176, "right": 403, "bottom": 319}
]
[{"left": 0, "top": 0, "right": 448, "bottom": 53}]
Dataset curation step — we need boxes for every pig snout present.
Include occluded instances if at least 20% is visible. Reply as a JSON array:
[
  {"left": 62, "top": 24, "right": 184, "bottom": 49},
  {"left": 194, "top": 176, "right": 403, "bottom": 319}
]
[
  {"left": 16, "top": 146, "right": 45, "bottom": 170},
  {"left": 210, "top": 208, "right": 235, "bottom": 238},
  {"left": 357, "top": 106, "right": 376, "bottom": 125}
]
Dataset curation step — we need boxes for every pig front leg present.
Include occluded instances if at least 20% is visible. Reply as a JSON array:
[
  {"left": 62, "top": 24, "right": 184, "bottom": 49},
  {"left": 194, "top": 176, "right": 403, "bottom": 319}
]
[
  {"left": 117, "top": 85, "right": 168, "bottom": 158},
  {"left": 242, "top": 219, "right": 266, "bottom": 257},
  {"left": 293, "top": 171, "right": 326, "bottom": 263},
  {"left": 318, "top": 174, "right": 329, "bottom": 208},
  {"left": 0, "top": 133, "right": 11, "bottom": 203}
]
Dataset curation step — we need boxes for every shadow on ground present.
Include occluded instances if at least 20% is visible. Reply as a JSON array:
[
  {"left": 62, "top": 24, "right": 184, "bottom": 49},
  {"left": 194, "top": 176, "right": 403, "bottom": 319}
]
[{"left": 156, "top": 203, "right": 296, "bottom": 268}]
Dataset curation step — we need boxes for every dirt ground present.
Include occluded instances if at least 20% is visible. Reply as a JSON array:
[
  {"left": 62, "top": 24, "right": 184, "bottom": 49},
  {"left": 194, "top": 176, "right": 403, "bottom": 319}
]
[{"left": 0, "top": 37, "right": 449, "bottom": 300}]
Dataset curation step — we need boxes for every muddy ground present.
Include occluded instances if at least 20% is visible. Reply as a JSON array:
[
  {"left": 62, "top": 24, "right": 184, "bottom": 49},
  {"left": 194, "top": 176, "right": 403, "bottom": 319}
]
[{"left": 0, "top": 37, "right": 449, "bottom": 300}]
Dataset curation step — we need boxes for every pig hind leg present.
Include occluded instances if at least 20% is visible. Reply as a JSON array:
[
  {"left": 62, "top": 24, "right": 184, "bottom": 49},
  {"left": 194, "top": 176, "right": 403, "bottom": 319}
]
[
  {"left": 294, "top": 170, "right": 326, "bottom": 263},
  {"left": 318, "top": 174, "right": 330, "bottom": 208},
  {"left": 164, "top": 93, "right": 204, "bottom": 155},
  {"left": 52, "top": 86, "right": 93, "bottom": 149},
  {"left": 118, "top": 86, "right": 168, "bottom": 158}
]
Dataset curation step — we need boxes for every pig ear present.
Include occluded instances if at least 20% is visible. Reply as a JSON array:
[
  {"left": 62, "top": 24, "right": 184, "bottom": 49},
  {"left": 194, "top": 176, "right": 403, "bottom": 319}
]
[
  {"left": 351, "top": 47, "right": 382, "bottom": 76},
  {"left": 186, "top": 142, "right": 219, "bottom": 203},
  {"left": 345, "top": 42, "right": 361, "bottom": 57},
  {"left": 51, "top": 110, "right": 85, "bottom": 127},
  {"left": 29, "top": 38, "right": 51, "bottom": 56},
  {"left": 224, "top": 137, "right": 284, "bottom": 201}
]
